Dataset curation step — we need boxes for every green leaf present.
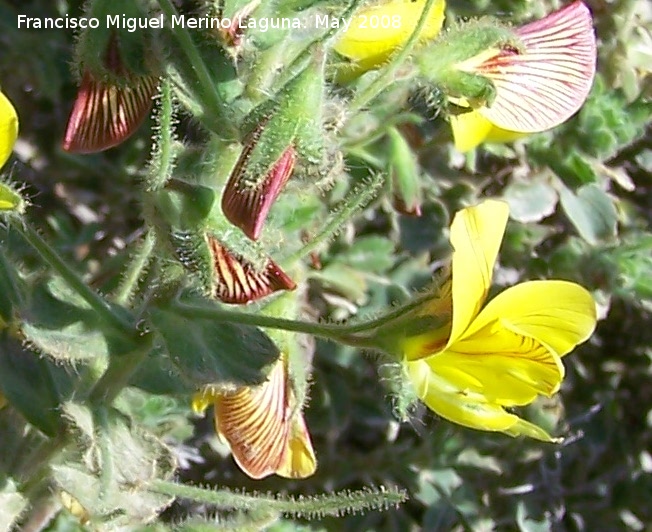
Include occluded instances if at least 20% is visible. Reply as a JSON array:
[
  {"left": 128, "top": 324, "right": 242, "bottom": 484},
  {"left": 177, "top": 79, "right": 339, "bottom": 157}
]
[
  {"left": 503, "top": 179, "right": 558, "bottom": 223},
  {"left": 129, "top": 348, "right": 195, "bottom": 395},
  {"left": 310, "top": 263, "right": 368, "bottom": 303},
  {"left": 0, "top": 334, "right": 73, "bottom": 436},
  {"left": 148, "top": 303, "right": 280, "bottom": 387},
  {"left": 571, "top": 76, "right": 652, "bottom": 159},
  {"left": 337, "top": 236, "right": 396, "bottom": 273},
  {"left": 20, "top": 278, "right": 125, "bottom": 363},
  {"left": 558, "top": 184, "right": 618, "bottom": 245}
]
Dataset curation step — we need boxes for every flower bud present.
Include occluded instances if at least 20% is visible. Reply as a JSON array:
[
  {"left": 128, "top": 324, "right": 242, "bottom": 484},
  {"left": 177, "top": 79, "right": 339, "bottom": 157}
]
[
  {"left": 0, "top": 181, "right": 26, "bottom": 215},
  {"left": 63, "top": 0, "right": 158, "bottom": 152},
  {"left": 386, "top": 127, "right": 422, "bottom": 216},
  {"left": 221, "top": 56, "right": 325, "bottom": 240},
  {"left": 222, "top": 142, "right": 296, "bottom": 241}
]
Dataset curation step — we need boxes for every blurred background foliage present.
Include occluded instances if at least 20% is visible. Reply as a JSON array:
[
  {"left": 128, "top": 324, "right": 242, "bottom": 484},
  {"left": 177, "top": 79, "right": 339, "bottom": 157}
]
[{"left": 1, "top": 0, "right": 651, "bottom": 530}]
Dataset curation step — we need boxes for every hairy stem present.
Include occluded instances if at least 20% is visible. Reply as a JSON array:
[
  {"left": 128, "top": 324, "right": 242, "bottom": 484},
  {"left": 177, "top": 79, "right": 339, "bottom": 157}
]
[
  {"left": 11, "top": 222, "right": 134, "bottom": 337},
  {"left": 113, "top": 230, "right": 156, "bottom": 306},
  {"left": 170, "top": 290, "right": 436, "bottom": 347}
]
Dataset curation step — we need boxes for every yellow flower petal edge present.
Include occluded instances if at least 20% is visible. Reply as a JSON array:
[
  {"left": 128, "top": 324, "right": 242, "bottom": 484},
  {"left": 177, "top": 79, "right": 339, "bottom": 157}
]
[
  {"left": 334, "top": 0, "right": 446, "bottom": 81},
  {"left": 0, "top": 90, "right": 19, "bottom": 169},
  {"left": 448, "top": 199, "right": 508, "bottom": 346},
  {"left": 276, "top": 413, "right": 317, "bottom": 479},
  {"left": 466, "top": 280, "right": 597, "bottom": 357}
]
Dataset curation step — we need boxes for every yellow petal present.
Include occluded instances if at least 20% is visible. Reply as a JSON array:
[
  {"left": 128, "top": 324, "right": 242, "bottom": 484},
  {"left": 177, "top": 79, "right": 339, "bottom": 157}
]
[
  {"left": 449, "top": 110, "right": 493, "bottom": 152},
  {"left": 0, "top": 90, "right": 19, "bottom": 168},
  {"left": 503, "top": 418, "right": 561, "bottom": 442},
  {"left": 484, "top": 125, "right": 528, "bottom": 144},
  {"left": 466, "top": 280, "right": 597, "bottom": 357},
  {"left": 428, "top": 340, "right": 564, "bottom": 406},
  {"left": 407, "top": 359, "right": 556, "bottom": 441},
  {"left": 448, "top": 199, "right": 509, "bottom": 345},
  {"left": 276, "top": 413, "right": 317, "bottom": 479},
  {"left": 334, "top": 0, "right": 446, "bottom": 80}
]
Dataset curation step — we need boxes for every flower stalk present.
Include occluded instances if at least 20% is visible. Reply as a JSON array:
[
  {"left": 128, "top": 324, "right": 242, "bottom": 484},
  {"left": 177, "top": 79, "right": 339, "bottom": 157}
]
[{"left": 157, "top": 0, "right": 231, "bottom": 130}]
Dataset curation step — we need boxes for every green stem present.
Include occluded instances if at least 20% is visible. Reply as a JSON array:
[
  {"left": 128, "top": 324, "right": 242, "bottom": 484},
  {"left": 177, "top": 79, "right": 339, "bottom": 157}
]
[
  {"left": 157, "top": 0, "right": 225, "bottom": 124},
  {"left": 348, "top": 0, "right": 438, "bottom": 114},
  {"left": 113, "top": 231, "right": 156, "bottom": 306},
  {"left": 147, "top": 78, "right": 175, "bottom": 192},
  {"left": 12, "top": 221, "right": 134, "bottom": 337},
  {"left": 279, "top": 172, "right": 385, "bottom": 266},
  {"left": 170, "top": 290, "right": 435, "bottom": 346},
  {"left": 148, "top": 479, "right": 407, "bottom": 515},
  {"left": 95, "top": 407, "right": 114, "bottom": 502}
]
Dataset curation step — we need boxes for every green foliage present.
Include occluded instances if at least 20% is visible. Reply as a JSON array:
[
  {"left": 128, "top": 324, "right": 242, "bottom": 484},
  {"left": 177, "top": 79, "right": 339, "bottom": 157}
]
[{"left": 149, "top": 298, "right": 281, "bottom": 387}]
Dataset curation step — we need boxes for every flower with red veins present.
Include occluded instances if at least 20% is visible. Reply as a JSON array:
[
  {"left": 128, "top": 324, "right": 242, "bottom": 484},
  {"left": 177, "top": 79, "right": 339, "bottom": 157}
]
[
  {"left": 193, "top": 356, "right": 316, "bottom": 479},
  {"left": 206, "top": 235, "right": 296, "bottom": 304},
  {"left": 63, "top": 36, "right": 158, "bottom": 153},
  {"left": 450, "top": 1, "right": 597, "bottom": 151},
  {"left": 221, "top": 144, "right": 296, "bottom": 241}
]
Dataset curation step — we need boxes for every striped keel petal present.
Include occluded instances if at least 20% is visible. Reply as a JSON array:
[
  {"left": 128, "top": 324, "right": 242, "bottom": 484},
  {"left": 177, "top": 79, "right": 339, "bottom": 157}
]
[
  {"left": 63, "top": 71, "right": 158, "bottom": 153},
  {"left": 207, "top": 236, "right": 296, "bottom": 304},
  {"left": 466, "top": 1, "right": 596, "bottom": 133},
  {"left": 214, "top": 359, "right": 291, "bottom": 479},
  {"left": 222, "top": 145, "right": 296, "bottom": 241}
]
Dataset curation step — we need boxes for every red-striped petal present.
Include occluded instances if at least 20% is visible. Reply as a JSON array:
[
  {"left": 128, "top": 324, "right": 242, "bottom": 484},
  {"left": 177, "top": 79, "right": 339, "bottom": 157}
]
[
  {"left": 221, "top": 145, "right": 296, "bottom": 241},
  {"left": 469, "top": 1, "right": 596, "bottom": 133},
  {"left": 207, "top": 235, "right": 296, "bottom": 304},
  {"left": 62, "top": 71, "right": 157, "bottom": 153},
  {"left": 214, "top": 359, "right": 290, "bottom": 479}
]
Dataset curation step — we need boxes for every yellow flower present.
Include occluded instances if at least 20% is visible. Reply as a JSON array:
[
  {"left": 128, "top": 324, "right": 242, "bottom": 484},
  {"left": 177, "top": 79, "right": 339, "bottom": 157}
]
[
  {"left": 449, "top": 1, "right": 596, "bottom": 152},
  {"left": 402, "top": 199, "right": 596, "bottom": 441},
  {"left": 334, "top": 0, "right": 446, "bottom": 82},
  {"left": 193, "top": 356, "right": 316, "bottom": 479},
  {"left": 0, "top": 89, "right": 19, "bottom": 168}
]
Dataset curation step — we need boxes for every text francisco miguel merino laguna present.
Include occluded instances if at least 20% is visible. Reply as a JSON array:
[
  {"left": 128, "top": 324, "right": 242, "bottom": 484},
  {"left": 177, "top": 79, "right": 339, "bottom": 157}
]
[{"left": 16, "top": 13, "right": 336, "bottom": 31}]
